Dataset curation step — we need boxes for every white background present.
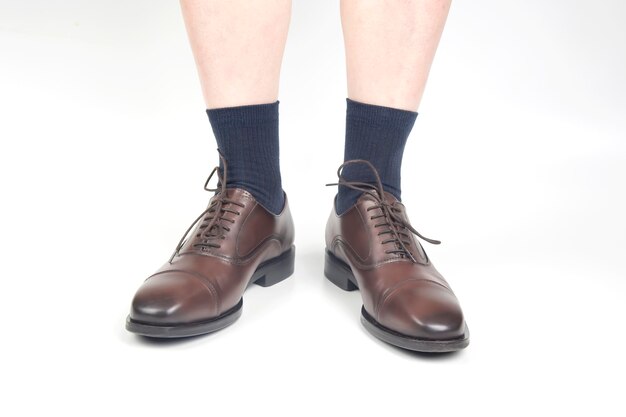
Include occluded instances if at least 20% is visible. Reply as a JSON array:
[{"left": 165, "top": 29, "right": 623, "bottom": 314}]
[{"left": 1, "top": 1, "right": 625, "bottom": 415}]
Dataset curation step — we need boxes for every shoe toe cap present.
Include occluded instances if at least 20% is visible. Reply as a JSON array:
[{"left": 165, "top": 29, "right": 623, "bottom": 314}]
[
  {"left": 378, "top": 280, "right": 466, "bottom": 340},
  {"left": 129, "top": 272, "right": 218, "bottom": 325}
]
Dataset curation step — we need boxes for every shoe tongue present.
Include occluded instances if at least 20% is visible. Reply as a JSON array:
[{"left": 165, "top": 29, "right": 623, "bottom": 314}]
[
  {"left": 358, "top": 190, "right": 399, "bottom": 205},
  {"left": 382, "top": 191, "right": 399, "bottom": 204},
  {"left": 224, "top": 187, "right": 244, "bottom": 199},
  {"left": 210, "top": 187, "right": 252, "bottom": 203}
]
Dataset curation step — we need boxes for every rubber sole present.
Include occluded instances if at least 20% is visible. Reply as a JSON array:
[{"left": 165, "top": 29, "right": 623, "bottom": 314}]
[
  {"left": 126, "top": 246, "right": 295, "bottom": 338},
  {"left": 324, "top": 250, "right": 469, "bottom": 353}
]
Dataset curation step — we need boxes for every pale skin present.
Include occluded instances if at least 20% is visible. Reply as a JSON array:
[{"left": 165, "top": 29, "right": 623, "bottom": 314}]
[
  {"left": 180, "top": 0, "right": 292, "bottom": 109},
  {"left": 180, "top": 0, "right": 451, "bottom": 112}
]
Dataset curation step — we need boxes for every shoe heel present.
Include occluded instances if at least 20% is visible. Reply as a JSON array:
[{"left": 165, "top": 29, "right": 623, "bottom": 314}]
[
  {"left": 253, "top": 246, "right": 295, "bottom": 287},
  {"left": 324, "top": 250, "right": 359, "bottom": 291}
]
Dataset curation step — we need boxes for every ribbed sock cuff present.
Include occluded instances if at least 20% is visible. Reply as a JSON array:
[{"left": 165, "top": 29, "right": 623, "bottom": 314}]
[
  {"left": 206, "top": 101, "right": 279, "bottom": 126},
  {"left": 346, "top": 98, "right": 417, "bottom": 127}
]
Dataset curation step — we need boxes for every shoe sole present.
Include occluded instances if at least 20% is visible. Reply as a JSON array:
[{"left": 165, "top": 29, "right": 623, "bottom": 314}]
[
  {"left": 324, "top": 250, "right": 469, "bottom": 353},
  {"left": 125, "top": 246, "right": 296, "bottom": 338}
]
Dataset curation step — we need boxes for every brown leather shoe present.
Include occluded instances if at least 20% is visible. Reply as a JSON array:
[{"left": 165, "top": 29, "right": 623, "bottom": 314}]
[
  {"left": 325, "top": 160, "right": 469, "bottom": 352},
  {"left": 126, "top": 158, "right": 295, "bottom": 338}
]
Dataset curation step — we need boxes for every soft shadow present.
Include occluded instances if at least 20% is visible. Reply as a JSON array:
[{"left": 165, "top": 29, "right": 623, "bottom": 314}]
[
  {"left": 131, "top": 332, "right": 219, "bottom": 347},
  {"left": 360, "top": 326, "right": 468, "bottom": 361},
  {"left": 297, "top": 247, "right": 363, "bottom": 318},
  {"left": 117, "top": 316, "right": 231, "bottom": 348},
  {"left": 293, "top": 247, "right": 325, "bottom": 283}
]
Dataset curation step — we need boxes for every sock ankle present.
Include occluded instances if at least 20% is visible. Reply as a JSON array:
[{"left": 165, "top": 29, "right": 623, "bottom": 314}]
[
  {"left": 206, "top": 101, "right": 285, "bottom": 215},
  {"left": 336, "top": 98, "right": 418, "bottom": 215}
]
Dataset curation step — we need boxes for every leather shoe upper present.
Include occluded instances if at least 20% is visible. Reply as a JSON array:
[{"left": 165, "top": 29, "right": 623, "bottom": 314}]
[
  {"left": 325, "top": 187, "right": 465, "bottom": 340},
  {"left": 129, "top": 167, "right": 294, "bottom": 326}
]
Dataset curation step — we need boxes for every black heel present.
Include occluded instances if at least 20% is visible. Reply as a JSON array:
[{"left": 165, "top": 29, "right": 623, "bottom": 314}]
[
  {"left": 324, "top": 250, "right": 359, "bottom": 291},
  {"left": 252, "top": 246, "right": 296, "bottom": 287}
]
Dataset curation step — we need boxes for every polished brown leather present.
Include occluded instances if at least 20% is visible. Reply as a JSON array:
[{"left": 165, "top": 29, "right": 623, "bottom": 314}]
[
  {"left": 129, "top": 187, "right": 295, "bottom": 326},
  {"left": 325, "top": 190, "right": 465, "bottom": 340}
]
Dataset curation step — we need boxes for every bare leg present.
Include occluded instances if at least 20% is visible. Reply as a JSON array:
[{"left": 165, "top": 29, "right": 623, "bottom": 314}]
[
  {"left": 180, "top": 0, "right": 291, "bottom": 109},
  {"left": 341, "top": 0, "right": 451, "bottom": 111}
]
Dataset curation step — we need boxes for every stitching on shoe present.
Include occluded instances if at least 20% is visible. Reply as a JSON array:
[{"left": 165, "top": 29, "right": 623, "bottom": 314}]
[
  {"left": 149, "top": 269, "right": 221, "bottom": 314},
  {"left": 376, "top": 278, "right": 452, "bottom": 320}
]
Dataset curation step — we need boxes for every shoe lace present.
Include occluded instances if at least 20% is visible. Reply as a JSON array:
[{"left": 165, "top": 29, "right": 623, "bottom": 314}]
[
  {"left": 326, "top": 159, "right": 440, "bottom": 263},
  {"left": 168, "top": 153, "right": 245, "bottom": 263}
]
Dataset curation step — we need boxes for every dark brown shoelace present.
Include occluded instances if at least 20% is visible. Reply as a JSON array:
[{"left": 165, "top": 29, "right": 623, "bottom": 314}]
[
  {"left": 168, "top": 155, "right": 244, "bottom": 263},
  {"left": 326, "top": 159, "right": 440, "bottom": 263}
]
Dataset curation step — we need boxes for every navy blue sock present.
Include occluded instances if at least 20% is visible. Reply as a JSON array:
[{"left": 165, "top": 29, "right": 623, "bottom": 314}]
[
  {"left": 206, "top": 101, "right": 284, "bottom": 214},
  {"left": 336, "top": 98, "right": 418, "bottom": 215}
]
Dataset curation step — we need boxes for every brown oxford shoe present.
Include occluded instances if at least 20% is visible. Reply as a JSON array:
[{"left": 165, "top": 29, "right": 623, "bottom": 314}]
[
  {"left": 126, "top": 157, "right": 295, "bottom": 338},
  {"left": 325, "top": 160, "right": 469, "bottom": 352}
]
